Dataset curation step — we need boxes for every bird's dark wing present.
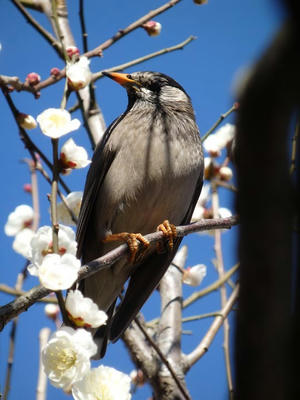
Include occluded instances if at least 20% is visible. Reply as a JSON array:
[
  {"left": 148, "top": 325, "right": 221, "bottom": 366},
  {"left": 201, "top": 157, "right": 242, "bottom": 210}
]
[
  {"left": 109, "top": 173, "right": 204, "bottom": 342},
  {"left": 92, "top": 299, "right": 116, "bottom": 359},
  {"left": 76, "top": 114, "right": 127, "bottom": 259}
]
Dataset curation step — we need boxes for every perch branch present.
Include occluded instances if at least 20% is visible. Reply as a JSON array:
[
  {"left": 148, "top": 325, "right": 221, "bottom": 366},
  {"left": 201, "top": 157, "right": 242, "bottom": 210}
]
[{"left": 0, "top": 216, "right": 238, "bottom": 330}]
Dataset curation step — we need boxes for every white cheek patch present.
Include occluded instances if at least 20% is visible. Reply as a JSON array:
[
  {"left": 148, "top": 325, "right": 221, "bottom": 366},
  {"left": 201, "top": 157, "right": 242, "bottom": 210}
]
[{"left": 159, "top": 86, "right": 188, "bottom": 103}]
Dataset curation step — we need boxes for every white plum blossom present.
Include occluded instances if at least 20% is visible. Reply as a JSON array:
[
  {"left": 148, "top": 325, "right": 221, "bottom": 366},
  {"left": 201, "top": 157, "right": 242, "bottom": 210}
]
[
  {"left": 37, "top": 108, "right": 80, "bottom": 139},
  {"left": 203, "top": 123, "right": 236, "bottom": 157},
  {"left": 191, "top": 184, "right": 210, "bottom": 222},
  {"left": 219, "top": 207, "right": 233, "bottom": 219},
  {"left": 66, "top": 290, "right": 108, "bottom": 328},
  {"left": 42, "top": 327, "right": 97, "bottom": 390},
  {"left": 72, "top": 365, "right": 131, "bottom": 400},
  {"left": 4, "top": 205, "right": 34, "bottom": 236},
  {"left": 30, "top": 224, "right": 77, "bottom": 267},
  {"left": 183, "top": 264, "right": 207, "bottom": 286},
  {"left": 219, "top": 166, "right": 233, "bottom": 181},
  {"left": 17, "top": 113, "right": 37, "bottom": 130},
  {"left": 12, "top": 228, "right": 34, "bottom": 259},
  {"left": 57, "top": 191, "right": 83, "bottom": 226},
  {"left": 28, "top": 253, "right": 80, "bottom": 290},
  {"left": 60, "top": 138, "right": 91, "bottom": 171},
  {"left": 66, "top": 56, "right": 92, "bottom": 90}
]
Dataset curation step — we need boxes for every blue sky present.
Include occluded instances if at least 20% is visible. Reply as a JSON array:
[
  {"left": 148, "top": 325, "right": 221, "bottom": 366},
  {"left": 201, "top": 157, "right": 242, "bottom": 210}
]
[{"left": 0, "top": 1, "right": 283, "bottom": 399}]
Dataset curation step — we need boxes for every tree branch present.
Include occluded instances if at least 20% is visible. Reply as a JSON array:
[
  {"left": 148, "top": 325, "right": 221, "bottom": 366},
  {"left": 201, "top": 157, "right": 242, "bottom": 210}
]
[
  {"left": 0, "top": 216, "right": 238, "bottom": 330},
  {"left": 184, "top": 284, "right": 239, "bottom": 371},
  {"left": 155, "top": 246, "right": 191, "bottom": 400},
  {"left": 11, "top": 0, "right": 62, "bottom": 54}
]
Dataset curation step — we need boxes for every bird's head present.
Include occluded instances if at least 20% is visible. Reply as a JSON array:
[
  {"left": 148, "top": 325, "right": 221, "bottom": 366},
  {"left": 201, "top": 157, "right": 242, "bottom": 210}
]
[{"left": 102, "top": 71, "right": 191, "bottom": 109}]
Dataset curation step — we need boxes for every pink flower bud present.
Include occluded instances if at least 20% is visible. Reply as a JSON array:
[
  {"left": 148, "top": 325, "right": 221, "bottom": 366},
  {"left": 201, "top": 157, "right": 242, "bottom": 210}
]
[
  {"left": 142, "top": 21, "right": 162, "bottom": 37},
  {"left": 26, "top": 72, "right": 41, "bottom": 85},
  {"left": 66, "top": 46, "right": 80, "bottom": 59},
  {"left": 44, "top": 303, "right": 60, "bottom": 320},
  {"left": 204, "top": 157, "right": 219, "bottom": 180},
  {"left": 203, "top": 208, "right": 213, "bottom": 219},
  {"left": 17, "top": 113, "right": 37, "bottom": 130},
  {"left": 50, "top": 67, "right": 61, "bottom": 77},
  {"left": 130, "top": 369, "right": 146, "bottom": 387},
  {"left": 23, "top": 183, "right": 32, "bottom": 193},
  {"left": 34, "top": 152, "right": 41, "bottom": 162}
]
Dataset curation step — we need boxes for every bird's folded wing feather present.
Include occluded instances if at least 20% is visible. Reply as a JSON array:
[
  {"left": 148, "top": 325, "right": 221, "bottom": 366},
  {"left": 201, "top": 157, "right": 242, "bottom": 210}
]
[
  {"left": 110, "top": 174, "right": 203, "bottom": 341},
  {"left": 76, "top": 114, "right": 127, "bottom": 259}
]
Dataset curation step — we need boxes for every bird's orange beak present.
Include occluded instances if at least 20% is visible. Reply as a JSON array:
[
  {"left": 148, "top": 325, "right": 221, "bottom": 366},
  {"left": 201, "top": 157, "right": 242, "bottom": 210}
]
[{"left": 102, "top": 72, "right": 138, "bottom": 87}]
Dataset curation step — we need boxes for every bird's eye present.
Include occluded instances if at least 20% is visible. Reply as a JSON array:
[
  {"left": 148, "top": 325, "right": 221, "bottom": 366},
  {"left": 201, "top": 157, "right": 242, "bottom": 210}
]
[
  {"left": 148, "top": 82, "right": 161, "bottom": 92},
  {"left": 127, "top": 74, "right": 133, "bottom": 80}
]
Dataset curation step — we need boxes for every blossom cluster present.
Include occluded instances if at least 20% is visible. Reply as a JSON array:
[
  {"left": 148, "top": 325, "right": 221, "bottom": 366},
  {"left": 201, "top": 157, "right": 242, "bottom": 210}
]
[
  {"left": 5, "top": 56, "right": 132, "bottom": 400},
  {"left": 4, "top": 204, "right": 131, "bottom": 398},
  {"left": 191, "top": 123, "right": 235, "bottom": 223},
  {"left": 41, "top": 326, "right": 131, "bottom": 399}
]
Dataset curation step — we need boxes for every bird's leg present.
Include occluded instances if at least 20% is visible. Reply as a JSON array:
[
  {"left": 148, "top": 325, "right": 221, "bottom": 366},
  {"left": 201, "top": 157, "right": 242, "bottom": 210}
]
[
  {"left": 103, "top": 232, "right": 150, "bottom": 263},
  {"left": 156, "top": 220, "right": 177, "bottom": 253}
]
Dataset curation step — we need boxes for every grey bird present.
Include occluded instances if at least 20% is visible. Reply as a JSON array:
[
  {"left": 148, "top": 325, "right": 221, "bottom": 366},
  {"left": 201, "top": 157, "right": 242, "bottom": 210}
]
[{"left": 76, "top": 71, "right": 204, "bottom": 358}]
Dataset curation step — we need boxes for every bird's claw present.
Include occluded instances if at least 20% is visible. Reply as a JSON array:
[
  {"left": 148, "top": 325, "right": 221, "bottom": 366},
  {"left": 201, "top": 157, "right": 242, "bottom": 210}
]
[
  {"left": 103, "top": 232, "right": 150, "bottom": 263},
  {"left": 156, "top": 220, "right": 177, "bottom": 253}
]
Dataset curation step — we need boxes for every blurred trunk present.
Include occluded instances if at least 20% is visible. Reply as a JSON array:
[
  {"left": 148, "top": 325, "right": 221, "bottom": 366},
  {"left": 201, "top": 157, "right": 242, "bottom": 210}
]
[{"left": 235, "top": 15, "right": 300, "bottom": 400}]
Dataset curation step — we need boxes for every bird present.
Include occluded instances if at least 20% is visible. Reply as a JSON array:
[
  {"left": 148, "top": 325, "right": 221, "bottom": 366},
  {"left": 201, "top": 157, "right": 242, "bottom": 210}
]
[{"left": 76, "top": 71, "right": 204, "bottom": 358}]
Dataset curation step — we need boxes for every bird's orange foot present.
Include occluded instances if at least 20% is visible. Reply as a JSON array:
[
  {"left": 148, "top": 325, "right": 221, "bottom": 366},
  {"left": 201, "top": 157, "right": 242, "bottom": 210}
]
[
  {"left": 103, "top": 232, "right": 150, "bottom": 263},
  {"left": 156, "top": 220, "right": 177, "bottom": 253}
]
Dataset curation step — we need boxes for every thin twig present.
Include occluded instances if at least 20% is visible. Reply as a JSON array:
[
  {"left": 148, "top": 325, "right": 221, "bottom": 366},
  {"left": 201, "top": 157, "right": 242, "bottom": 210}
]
[
  {"left": 93, "top": 36, "right": 196, "bottom": 82},
  {"left": 50, "top": 139, "right": 69, "bottom": 324},
  {"left": 134, "top": 318, "right": 191, "bottom": 400},
  {"left": 36, "top": 327, "right": 50, "bottom": 400},
  {"left": 183, "top": 263, "right": 239, "bottom": 309},
  {"left": 50, "top": 0, "right": 68, "bottom": 60},
  {"left": 185, "top": 285, "right": 239, "bottom": 370},
  {"left": 0, "top": 284, "right": 57, "bottom": 302},
  {"left": 1, "top": 89, "right": 71, "bottom": 194},
  {"left": 11, "top": 0, "right": 62, "bottom": 54},
  {"left": 79, "top": 0, "right": 88, "bottom": 53},
  {"left": 50, "top": 139, "right": 59, "bottom": 254},
  {"left": 85, "top": 0, "right": 182, "bottom": 58},
  {"left": 212, "top": 181, "right": 234, "bottom": 397},
  {"left": 215, "top": 179, "right": 237, "bottom": 192},
  {"left": 3, "top": 272, "right": 26, "bottom": 400},
  {"left": 75, "top": 90, "right": 99, "bottom": 149},
  {"left": 22, "top": 158, "right": 40, "bottom": 232},
  {"left": 182, "top": 312, "right": 223, "bottom": 323},
  {"left": 290, "top": 121, "right": 299, "bottom": 175},
  {"left": 201, "top": 103, "right": 239, "bottom": 142}
]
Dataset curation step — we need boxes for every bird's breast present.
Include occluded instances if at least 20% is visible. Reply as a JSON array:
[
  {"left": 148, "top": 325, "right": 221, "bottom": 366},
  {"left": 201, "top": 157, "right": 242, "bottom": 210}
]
[{"left": 95, "top": 108, "right": 203, "bottom": 236}]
